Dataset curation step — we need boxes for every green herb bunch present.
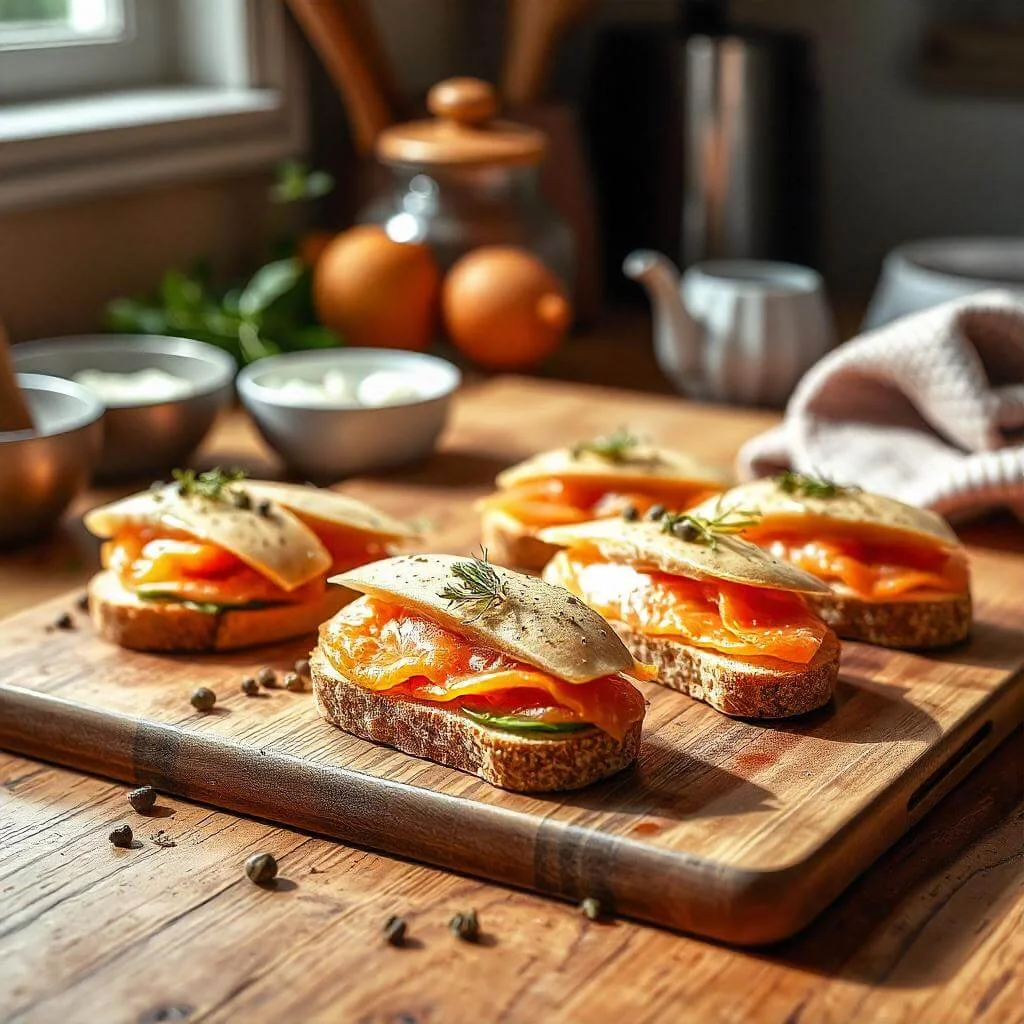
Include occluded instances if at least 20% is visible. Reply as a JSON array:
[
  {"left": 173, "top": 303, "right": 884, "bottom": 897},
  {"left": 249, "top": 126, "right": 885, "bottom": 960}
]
[
  {"left": 172, "top": 467, "right": 247, "bottom": 501},
  {"left": 652, "top": 502, "right": 761, "bottom": 550},
  {"left": 571, "top": 428, "right": 640, "bottom": 463},
  {"left": 439, "top": 551, "right": 508, "bottom": 623},
  {"left": 104, "top": 163, "right": 341, "bottom": 364},
  {"left": 774, "top": 469, "right": 859, "bottom": 499}
]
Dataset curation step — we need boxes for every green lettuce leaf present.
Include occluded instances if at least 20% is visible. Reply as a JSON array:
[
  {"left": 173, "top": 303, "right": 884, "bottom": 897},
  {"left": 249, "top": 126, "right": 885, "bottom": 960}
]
[{"left": 460, "top": 708, "right": 595, "bottom": 736}]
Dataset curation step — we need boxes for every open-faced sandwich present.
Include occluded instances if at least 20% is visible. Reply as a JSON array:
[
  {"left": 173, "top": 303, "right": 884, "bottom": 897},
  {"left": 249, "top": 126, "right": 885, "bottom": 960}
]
[
  {"left": 310, "top": 553, "right": 651, "bottom": 791},
  {"left": 84, "top": 469, "right": 417, "bottom": 652},
  {"left": 539, "top": 505, "right": 841, "bottom": 719},
  {"left": 478, "top": 429, "right": 728, "bottom": 570},
  {"left": 686, "top": 472, "right": 972, "bottom": 648}
]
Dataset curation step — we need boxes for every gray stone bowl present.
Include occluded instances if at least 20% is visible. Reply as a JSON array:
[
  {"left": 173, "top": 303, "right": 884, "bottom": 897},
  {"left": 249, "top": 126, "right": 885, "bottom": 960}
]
[
  {"left": 0, "top": 374, "right": 104, "bottom": 547},
  {"left": 12, "top": 335, "right": 235, "bottom": 480}
]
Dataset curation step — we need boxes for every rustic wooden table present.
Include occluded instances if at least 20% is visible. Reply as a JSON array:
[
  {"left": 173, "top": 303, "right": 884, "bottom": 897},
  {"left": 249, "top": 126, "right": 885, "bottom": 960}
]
[{"left": 1, "top": 368, "right": 1022, "bottom": 1024}]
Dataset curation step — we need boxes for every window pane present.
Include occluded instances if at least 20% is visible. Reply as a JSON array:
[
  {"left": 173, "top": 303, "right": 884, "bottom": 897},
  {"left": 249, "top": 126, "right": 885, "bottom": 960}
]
[
  {"left": 0, "top": 0, "right": 124, "bottom": 48},
  {"left": 0, "top": 1, "right": 71, "bottom": 23}
]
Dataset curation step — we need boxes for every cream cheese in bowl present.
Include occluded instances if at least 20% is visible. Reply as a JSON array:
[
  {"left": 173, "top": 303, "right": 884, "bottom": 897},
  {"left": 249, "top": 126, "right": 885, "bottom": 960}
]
[
  {"left": 73, "top": 368, "right": 195, "bottom": 405},
  {"left": 261, "top": 367, "right": 436, "bottom": 408}
]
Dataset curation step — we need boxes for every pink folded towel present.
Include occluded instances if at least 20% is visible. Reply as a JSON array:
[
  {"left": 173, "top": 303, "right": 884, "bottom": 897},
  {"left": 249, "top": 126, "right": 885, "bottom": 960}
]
[{"left": 737, "top": 290, "right": 1024, "bottom": 519}]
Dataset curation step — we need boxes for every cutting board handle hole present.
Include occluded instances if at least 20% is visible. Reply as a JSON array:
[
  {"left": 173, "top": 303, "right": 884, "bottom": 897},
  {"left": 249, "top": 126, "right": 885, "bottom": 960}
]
[{"left": 907, "top": 720, "right": 993, "bottom": 814}]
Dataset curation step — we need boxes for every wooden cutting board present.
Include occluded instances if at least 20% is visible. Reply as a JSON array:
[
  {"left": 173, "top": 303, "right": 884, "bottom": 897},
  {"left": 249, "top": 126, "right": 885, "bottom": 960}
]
[{"left": 1, "top": 377, "right": 1022, "bottom": 945}]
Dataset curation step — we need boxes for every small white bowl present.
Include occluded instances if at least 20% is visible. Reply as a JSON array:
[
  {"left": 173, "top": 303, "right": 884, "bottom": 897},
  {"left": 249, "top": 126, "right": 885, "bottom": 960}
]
[
  {"left": 864, "top": 238, "right": 1024, "bottom": 330},
  {"left": 237, "top": 348, "right": 461, "bottom": 479},
  {"left": 12, "top": 335, "right": 235, "bottom": 480}
]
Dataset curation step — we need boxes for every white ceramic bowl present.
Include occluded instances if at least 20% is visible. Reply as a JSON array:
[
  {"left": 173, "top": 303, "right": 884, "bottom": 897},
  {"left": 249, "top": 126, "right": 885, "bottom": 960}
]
[
  {"left": 237, "top": 348, "right": 461, "bottom": 479},
  {"left": 864, "top": 238, "right": 1024, "bottom": 330},
  {"left": 12, "top": 335, "right": 235, "bottom": 480},
  {"left": 0, "top": 374, "right": 104, "bottom": 547}
]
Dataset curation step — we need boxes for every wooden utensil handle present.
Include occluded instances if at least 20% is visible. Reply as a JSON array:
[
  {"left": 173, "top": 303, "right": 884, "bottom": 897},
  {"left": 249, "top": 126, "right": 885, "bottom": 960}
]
[
  {"left": 502, "top": 0, "right": 593, "bottom": 107},
  {"left": 0, "top": 321, "right": 34, "bottom": 433},
  {"left": 285, "top": 0, "right": 394, "bottom": 157}
]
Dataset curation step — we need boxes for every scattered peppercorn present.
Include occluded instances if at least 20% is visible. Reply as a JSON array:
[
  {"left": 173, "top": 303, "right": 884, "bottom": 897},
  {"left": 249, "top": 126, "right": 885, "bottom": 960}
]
[
  {"left": 580, "top": 897, "right": 602, "bottom": 921},
  {"left": 671, "top": 520, "right": 700, "bottom": 542},
  {"left": 53, "top": 612, "right": 74, "bottom": 631},
  {"left": 109, "top": 824, "right": 134, "bottom": 848},
  {"left": 190, "top": 686, "right": 217, "bottom": 712},
  {"left": 76, "top": 592, "right": 89, "bottom": 613},
  {"left": 284, "top": 671, "right": 304, "bottom": 693},
  {"left": 294, "top": 657, "right": 311, "bottom": 679},
  {"left": 245, "top": 852, "right": 278, "bottom": 885},
  {"left": 383, "top": 915, "right": 407, "bottom": 946},
  {"left": 256, "top": 666, "right": 277, "bottom": 689},
  {"left": 645, "top": 504, "right": 667, "bottom": 521},
  {"left": 621, "top": 505, "right": 639, "bottom": 522},
  {"left": 256, "top": 500, "right": 272, "bottom": 518},
  {"left": 128, "top": 786, "right": 157, "bottom": 813},
  {"left": 241, "top": 676, "right": 260, "bottom": 697},
  {"left": 232, "top": 489, "right": 252, "bottom": 510},
  {"left": 449, "top": 909, "right": 480, "bottom": 942}
]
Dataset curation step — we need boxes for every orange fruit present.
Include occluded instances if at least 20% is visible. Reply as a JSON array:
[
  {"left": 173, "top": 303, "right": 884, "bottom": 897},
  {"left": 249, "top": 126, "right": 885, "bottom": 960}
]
[
  {"left": 313, "top": 226, "right": 440, "bottom": 350},
  {"left": 442, "top": 247, "right": 572, "bottom": 370}
]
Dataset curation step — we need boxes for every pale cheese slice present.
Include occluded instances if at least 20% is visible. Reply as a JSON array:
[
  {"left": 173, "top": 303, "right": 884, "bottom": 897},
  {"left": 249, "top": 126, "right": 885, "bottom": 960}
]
[
  {"left": 496, "top": 444, "right": 729, "bottom": 492},
  {"left": 330, "top": 554, "right": 635, "bottom": 684},
  {"left": 687, "top": 479, "right": 960, "bottom": 548},
  {"left": 539, "top": 518, "right": 831, "bottom": 594}
]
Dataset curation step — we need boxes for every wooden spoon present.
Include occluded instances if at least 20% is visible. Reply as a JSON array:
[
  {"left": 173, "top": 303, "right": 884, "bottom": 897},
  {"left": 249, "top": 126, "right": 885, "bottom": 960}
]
[
  {"left": 0, "top": 320, "right": 34, "bottom": 433},
  {"left": 285, "top": 0, "right": 397, "bottom": 157},
  {"left": 502, "top": 0, "right": 593, "bottom": 107}
]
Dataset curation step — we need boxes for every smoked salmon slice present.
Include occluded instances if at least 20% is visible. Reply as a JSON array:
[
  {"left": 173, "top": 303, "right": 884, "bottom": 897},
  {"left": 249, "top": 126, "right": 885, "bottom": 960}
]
[
  {"left": 104, "top": 521, "right": 379, "bottom": 606},
  {"left": 754, "top": 531, "right": 968, "bottom": 602},
  {"left": 319, "top": 597, "right": 647, "bottom": 741},
  {"left": 481, "top": 478, "right": 721, "bottom": 527},
  {"left": 545, "top": 550, "right": 829, "bottom": 665}
]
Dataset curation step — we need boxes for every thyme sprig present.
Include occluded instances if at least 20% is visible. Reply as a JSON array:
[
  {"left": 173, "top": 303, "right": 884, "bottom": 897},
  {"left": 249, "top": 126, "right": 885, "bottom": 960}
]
[
  {"left": 774, "top": 469, "right": 859, "bottom": 500},
  {"left": 439, "top": 550, "right": 508, "bottom": 623},
  {"left": 658, "top": 502, "right": 761, "bottom": 550},
  {"left": 172, "top": 467, "right": 248, "bottom": 501},
  {"left": 571, "top": 427, "right": 640, "bottom": 464}
]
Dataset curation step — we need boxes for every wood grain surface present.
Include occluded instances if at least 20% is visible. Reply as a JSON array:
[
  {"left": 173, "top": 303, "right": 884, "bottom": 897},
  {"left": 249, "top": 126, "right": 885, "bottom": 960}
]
[
  {"left": 1, "top": 377, "right": 1021, "bottom": 947},
  {"left": 1, "top": 736, "right": 1020, "bottom": 1024}
]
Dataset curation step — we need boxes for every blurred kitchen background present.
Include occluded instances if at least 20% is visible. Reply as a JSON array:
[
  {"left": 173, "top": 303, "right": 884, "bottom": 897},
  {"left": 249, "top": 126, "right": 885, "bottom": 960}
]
[{"left": 1, "top": 0, "right": 1023, "bottom": 364}]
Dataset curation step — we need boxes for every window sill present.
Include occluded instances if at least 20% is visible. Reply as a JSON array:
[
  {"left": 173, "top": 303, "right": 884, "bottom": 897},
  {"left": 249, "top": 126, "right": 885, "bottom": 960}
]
[{"left": 0, "top": 83, "right": 306, "bottom": 213}]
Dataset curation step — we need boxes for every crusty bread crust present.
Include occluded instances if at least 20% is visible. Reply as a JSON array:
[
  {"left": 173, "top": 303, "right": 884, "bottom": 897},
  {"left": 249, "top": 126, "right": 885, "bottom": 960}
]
[
  {"left": 615, "top": 626, "right": 841, "bottom": 719},
  {"left": 89, "top": 570, "right": 353, "bottom": 652},
  {"left": 310, "top": 650, "right": 641, "bottom": 792},
  {"left": 805, "top": 590, "right": 971, "bottom": 649},
  {"left": 480, "top": 507, "right": 559, "bottom": 572}
]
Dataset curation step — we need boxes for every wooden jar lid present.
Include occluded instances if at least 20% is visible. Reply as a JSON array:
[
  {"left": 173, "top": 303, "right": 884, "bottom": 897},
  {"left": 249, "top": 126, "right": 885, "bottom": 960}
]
[{"left": 376, "top": 78, "right": 545, "bottom": 169}]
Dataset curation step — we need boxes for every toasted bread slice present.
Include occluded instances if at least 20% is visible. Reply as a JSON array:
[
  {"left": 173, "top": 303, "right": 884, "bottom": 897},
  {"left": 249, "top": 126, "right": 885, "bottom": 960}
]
[
  {"left": 614, "top": 625, "right": 841, "bottom": 719},
  {"left": 88, "top": 570, "right": 353, "bottom": 652},
  {"left": 805, "top": 590, "right": 971, "bottom": 649},
  {"left": 480, "top": 507, "right": 558, "bottom": 572},
  {"left": 310, "top": 649, "right": 642, "bottom": 792}
]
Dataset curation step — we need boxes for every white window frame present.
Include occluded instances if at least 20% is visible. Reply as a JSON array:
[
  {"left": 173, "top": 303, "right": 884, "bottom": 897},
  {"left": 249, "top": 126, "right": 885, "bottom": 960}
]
[{"left": 0, "top": 0, "right": 307, "bottom": 212}]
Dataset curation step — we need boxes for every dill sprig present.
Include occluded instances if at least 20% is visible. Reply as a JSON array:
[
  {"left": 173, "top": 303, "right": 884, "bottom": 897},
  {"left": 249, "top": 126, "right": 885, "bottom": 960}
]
[
  {"left": 774, "top": 469, "right": 859, "bottom": 499},
  {"left": 571, "top": 427, "right": 640, "bottom": 463},
  {"left": 439, "top": 550, "right": 508, "bottom": 623},
  {"left": 172, "top": 467, "right": 248, "bottom": 501},
  {"left": 658, "top": 502, "right": 761, "bottom": 550}
]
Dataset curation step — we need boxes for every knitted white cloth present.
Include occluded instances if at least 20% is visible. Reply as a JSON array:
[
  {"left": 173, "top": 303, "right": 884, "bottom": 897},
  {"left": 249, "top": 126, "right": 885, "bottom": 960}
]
[{"left": 737, "top": 290, "right": 1024, "bottom": 519}]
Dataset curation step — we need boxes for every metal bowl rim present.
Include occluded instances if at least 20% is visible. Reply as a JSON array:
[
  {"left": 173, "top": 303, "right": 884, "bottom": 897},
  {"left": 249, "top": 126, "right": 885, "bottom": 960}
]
[
  {"left": 11, "top": 334, "right": 237, "bottom": 406},
  {"left": 2, "top": 372, "right": 105, "bottom": 443}
]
